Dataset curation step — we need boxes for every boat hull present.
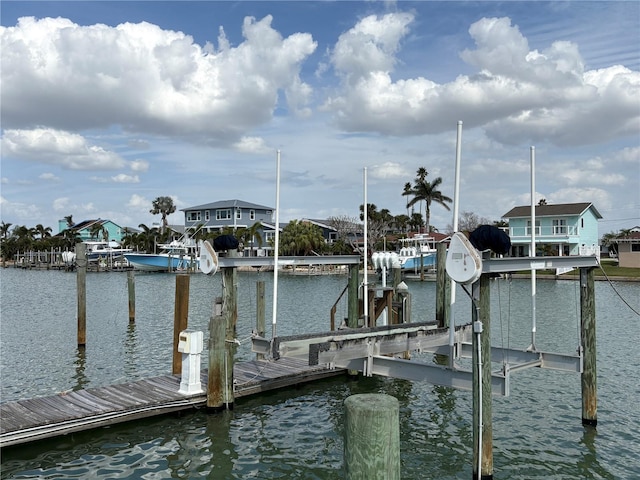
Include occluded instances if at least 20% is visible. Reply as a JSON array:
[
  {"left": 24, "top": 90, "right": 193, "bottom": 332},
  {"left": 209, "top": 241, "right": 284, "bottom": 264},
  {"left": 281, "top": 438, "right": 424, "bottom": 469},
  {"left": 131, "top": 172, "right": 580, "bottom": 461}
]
[{"left": 123, "top": 253, "right": 198, "bottom": 272}]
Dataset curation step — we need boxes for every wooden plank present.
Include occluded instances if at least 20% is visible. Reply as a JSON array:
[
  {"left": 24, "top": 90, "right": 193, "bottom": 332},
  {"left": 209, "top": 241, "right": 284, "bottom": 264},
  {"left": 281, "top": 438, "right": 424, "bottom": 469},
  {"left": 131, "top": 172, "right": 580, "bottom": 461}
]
[{"left": 0, "top": 359, "right": 344, "bottom": 448}]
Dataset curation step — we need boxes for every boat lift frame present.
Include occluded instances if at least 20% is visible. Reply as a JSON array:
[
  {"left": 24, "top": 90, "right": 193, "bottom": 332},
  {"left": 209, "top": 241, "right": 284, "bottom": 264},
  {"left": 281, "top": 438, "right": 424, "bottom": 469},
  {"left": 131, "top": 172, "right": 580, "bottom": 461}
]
[{"left": 252, "top": 255, "right": 597, "bottom": 398}]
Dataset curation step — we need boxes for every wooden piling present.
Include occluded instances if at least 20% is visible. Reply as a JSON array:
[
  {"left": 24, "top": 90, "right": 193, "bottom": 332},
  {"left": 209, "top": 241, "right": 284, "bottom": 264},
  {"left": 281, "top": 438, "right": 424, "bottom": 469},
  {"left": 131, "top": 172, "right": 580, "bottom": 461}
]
[
  {"left": 472, "top": 273, "right": 493, "bottom": 479},
  {"left": 344, "top": 393, "right": 400, "bottom": 480},
  {"left": 76, "top": 243, "right": 87, "bottom": 347},
  {"left": 347, "top": 264, "right": 359, "bottom": 329},
  {"left": 435, "top": 243, "right": 451, "bottom": 328},
  {"left": 127, "top": 270, "right": 135, "bottom": 323},
  {"left": 222, "top": 264, "right": 237, "bottom": 408},
  {"left": 172, "top": 274, "right": 190, "bottom": 375},
  {"left": 207, "top": 297, "right": 226, "bottom": 411},
  {"left": 580, "top": 267, "right": 597, "bottom": 427},
  {"left": 256, "top": 281, "right": 266, "bottom": 360}
]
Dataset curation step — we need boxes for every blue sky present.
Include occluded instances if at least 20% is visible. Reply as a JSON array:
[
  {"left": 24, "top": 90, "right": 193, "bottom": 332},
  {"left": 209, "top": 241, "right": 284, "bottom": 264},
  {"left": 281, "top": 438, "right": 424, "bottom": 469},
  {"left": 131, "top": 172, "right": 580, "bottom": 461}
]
[{"left": 1, "top": 1, "right": 638, "bottom": 237}]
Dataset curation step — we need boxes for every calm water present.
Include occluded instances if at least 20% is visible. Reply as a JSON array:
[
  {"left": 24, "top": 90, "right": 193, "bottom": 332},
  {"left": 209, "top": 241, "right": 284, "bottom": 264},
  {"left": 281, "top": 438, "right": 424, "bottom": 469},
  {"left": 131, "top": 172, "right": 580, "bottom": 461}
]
[{"left": 1, "top": 267, "right": 639, "bottom": 479}]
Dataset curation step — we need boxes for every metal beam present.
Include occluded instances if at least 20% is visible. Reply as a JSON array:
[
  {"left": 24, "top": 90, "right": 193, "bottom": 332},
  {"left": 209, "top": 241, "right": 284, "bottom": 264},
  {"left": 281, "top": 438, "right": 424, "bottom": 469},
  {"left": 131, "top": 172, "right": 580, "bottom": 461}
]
[
  {"left": 482, "top": 255, "right": 598, "bottom": 274},
  {"left": 251, "top": 321, "right": 441, "bottom": 360},
  {"left": 328, "top": 355, "right": 509, "bottom": 396},
  {"left": 218, "top": 254, "right": 361, "bottom": 269},
  {"left": 458, "top": 343, "right": 582, "bottom": 373}
]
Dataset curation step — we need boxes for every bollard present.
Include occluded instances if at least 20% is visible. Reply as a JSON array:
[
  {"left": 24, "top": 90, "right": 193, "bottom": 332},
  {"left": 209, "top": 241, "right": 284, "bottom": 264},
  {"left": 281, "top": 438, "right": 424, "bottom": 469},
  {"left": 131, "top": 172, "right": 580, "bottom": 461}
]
[{"left": 344, "top": 394, "right": 400, "bottom": 480}]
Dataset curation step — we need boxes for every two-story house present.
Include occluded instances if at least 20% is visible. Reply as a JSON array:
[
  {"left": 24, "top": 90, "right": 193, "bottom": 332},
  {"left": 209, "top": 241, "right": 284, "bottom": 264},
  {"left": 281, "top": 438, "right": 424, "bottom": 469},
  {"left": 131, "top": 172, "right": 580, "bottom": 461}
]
[
  {"left": 57, "top": 218, "right": 127, "bottom": 243},
  {"left": 181, "top": 199, "right": 277, "bottom": 254},
  {"left": 501, "top": 202, "right": 602, "bottom": 258}
]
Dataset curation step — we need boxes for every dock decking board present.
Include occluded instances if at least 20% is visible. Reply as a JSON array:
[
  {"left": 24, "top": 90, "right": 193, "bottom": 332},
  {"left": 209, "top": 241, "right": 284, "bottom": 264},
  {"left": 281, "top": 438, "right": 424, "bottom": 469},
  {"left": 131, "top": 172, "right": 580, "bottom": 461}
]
[{"left": 0, "top": 358, "right": 344, "bottom": 448}]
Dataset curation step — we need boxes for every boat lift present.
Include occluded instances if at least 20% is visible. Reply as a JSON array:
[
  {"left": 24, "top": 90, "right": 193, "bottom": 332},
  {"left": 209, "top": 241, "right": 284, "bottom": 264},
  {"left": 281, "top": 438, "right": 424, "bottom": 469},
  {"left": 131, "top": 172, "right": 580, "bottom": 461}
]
[{"left": 251, "top": 253, "right": 598, "bottom": 398}]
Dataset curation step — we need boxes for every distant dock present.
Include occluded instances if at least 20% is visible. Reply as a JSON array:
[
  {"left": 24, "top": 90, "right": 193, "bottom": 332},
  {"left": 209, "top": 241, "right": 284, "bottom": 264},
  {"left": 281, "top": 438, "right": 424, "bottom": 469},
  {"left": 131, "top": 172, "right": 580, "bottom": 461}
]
[{"left": 0, "top": 358, "right": 345, "bottom": 448}]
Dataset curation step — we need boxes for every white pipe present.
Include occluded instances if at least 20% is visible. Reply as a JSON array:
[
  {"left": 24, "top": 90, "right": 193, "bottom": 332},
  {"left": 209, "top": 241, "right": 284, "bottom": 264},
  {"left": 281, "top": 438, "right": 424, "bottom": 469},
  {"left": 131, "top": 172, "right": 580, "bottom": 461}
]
[
  {"left": 272, "top": 150, "right": 281, "bottom": 338},
  {"left": 530, "top": 146, "right": 537, "bottom": 351},
  {"left": 476, "top": 320, "right": 483, "bottom": 480},
  {"left": 363, "top": 167, "right": 369, "bottom": 325},
  {"left": 449, "top": 121, "right": 463, "bottom": 364}
]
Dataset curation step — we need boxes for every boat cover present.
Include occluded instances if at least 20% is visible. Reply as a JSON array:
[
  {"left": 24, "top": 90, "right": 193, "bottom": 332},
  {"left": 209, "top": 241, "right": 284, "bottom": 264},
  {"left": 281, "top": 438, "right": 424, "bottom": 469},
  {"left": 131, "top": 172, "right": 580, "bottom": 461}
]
[{"left": 469, "top": 225, "right": 511, "bottom": 255}]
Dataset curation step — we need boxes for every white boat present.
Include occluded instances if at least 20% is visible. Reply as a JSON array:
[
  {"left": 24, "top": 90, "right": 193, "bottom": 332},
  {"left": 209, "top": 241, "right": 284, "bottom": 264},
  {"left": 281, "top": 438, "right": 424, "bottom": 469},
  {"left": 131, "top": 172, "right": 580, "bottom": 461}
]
[
  {"left": 85, "top": 241, "right": 132, "bottom": 263},
  {"left": 372, "top": 234, "right": 437, "bottom": 272},
  {"left": 123, "top": 241, "right": 199, "bottom": 272}
]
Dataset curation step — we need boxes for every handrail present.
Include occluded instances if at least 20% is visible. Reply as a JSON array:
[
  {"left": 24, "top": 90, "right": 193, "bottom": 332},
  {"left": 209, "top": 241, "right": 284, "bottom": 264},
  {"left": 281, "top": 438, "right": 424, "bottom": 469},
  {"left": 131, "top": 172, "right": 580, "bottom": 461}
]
[{"left": 330, "top": 283, "right": 350, "bottom": 330}]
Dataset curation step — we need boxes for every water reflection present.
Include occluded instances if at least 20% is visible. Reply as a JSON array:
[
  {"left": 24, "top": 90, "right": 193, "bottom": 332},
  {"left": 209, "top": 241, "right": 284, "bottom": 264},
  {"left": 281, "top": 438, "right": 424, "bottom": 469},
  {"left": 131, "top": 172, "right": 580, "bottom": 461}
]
[
  {"left": 73, "top": 347, "right": 87, "bottom": 392},
  {"left": 578, "top": 426, "right": 614, "bottom": 480},
  {"left": 124, "top": 323, "right": 138, "bottom": 377}
]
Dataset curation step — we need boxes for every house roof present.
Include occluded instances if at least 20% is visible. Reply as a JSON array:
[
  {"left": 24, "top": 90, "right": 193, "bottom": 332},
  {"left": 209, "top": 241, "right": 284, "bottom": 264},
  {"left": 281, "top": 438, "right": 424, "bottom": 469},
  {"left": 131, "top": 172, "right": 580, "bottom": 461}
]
[
  {"left": 181, "top": 199, "right": 273, "bottom": 211},
  {"left": 302, "top": 218, "right": 338, "bottom": 231},
  {"left": 502, "top": 202, "right": 602, "bottom": 219},
  {"left": 614, "top": 231, "right": 640, "bottom": 243}
]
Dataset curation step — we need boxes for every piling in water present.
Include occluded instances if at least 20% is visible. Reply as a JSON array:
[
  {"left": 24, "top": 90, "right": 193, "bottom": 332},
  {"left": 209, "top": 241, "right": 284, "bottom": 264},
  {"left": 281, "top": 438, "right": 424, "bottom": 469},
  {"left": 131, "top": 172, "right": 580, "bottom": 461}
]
[{"left": 344, "top": 393, "right": 400, "bottom": 480}]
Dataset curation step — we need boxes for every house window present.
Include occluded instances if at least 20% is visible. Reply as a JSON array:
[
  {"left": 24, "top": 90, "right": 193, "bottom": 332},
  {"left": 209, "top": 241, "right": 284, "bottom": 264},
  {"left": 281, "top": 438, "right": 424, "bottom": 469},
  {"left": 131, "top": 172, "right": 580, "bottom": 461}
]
[
  {"left": 581, "top": 218, "right": 584, "bottom": 229},
  {"left": 187, "top": 211, "right": 201, "bottom": 222},
  {"left": 250, "top": 210, "right": 256, "bottom": 221},
  {"left": 236, "top": 208, "right": 242, "bottom": 220},
  {"left": 632, "top": 243, "right": 640, "bottom": 252},
  {"left": 205, "top": 210, "right": 210, "bottom": 222},
  {"left": 526, "top": 220, "right": 540, "bottom": 236},
  {"left": 264, "top": 231, "right": 275, "bottom": 244},
  {"left": 216, "top": 209, "right": 231, "bottom": 220},
  {"left": 553, "top": 219, "right": 567, "bottom": 235}
]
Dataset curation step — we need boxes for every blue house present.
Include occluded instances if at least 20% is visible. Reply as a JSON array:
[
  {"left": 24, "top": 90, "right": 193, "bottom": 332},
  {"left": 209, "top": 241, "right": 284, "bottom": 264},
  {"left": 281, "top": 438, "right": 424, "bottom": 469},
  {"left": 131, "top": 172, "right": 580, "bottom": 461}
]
[
  {"left": 181, "top": 199, "right": 277, "bottom": 254},
  {"left": 501, "top": 202, "right": 602, "bottom": 258},
  {"left": 57, "top": 218, "right": 127, "bottom": 243}
]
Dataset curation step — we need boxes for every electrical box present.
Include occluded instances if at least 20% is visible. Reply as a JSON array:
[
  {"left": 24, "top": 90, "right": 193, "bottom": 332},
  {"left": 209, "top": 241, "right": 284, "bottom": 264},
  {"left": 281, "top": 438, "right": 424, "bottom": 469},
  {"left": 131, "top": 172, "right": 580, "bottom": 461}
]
[
  {"left": 446, "top": 232, "right": 483, "bottom": 285},
  {"left": 177, "top": 329, "right": 203, "bottom": 354}
]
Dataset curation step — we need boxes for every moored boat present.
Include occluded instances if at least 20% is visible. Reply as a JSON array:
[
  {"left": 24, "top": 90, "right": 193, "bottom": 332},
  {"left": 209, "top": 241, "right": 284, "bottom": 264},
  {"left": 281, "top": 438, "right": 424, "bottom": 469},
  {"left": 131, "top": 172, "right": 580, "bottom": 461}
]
[{"left": 124, "top": 241, "right": 198, "bottom": 272}]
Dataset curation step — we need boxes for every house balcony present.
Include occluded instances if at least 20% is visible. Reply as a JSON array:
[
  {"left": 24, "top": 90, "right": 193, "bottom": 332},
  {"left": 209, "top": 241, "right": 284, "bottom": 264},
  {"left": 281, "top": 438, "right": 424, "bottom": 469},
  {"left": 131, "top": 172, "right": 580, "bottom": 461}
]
[{"left": 508, "top": 225, "right": 578, "bottom": 243}]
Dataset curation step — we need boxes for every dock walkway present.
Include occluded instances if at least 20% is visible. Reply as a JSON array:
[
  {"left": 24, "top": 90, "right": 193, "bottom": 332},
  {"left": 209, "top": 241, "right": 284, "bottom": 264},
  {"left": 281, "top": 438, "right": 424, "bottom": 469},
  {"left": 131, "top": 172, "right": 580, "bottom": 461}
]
[{"left": 1, "top": 358, "right": 344, "bottom": 448}]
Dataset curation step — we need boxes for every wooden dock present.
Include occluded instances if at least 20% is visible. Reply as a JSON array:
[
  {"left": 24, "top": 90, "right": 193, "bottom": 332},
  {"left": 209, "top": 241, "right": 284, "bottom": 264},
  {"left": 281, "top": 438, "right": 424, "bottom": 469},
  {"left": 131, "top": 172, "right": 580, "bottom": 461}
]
[{"left": 0, "top": 358, "right": 344, "bottom": 448}]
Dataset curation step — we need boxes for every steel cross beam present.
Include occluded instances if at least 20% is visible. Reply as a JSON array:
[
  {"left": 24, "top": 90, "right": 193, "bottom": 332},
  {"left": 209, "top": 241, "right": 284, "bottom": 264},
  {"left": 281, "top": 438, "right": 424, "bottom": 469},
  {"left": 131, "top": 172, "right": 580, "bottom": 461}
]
[
  {"left": 251, "top": 321, "right": 442, "bottom": 360},
  {"left": 458, "top": 343, "right": 583, "bottom": 373},
  {"left": 320, "top": 354, "right": 509, "bottom": 396}
]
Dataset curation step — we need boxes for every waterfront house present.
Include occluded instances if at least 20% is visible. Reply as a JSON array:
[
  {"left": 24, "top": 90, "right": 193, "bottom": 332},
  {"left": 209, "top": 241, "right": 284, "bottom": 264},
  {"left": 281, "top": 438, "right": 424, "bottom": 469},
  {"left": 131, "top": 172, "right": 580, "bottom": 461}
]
[
  {"left": 501, "top": 202, "right": 602, "bottom": 258},
  {"left": 57, "top": 218, "right": 127, "bottom": 243},
  {"left": 181, "top": 199, "right": 277, "bottom": 255},
  {"left": 300, "top": 219, "right": 339, "bottom": 243},
  {"left": 611, "top": 226, "right": 640, "bottom": 268}
]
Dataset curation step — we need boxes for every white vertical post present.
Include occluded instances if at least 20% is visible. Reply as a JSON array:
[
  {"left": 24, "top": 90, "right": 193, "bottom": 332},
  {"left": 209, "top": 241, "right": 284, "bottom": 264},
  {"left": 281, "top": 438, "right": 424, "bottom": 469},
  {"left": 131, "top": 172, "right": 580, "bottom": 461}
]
[
  {"left": 363, "top": 167, "right": 369, "bottom": 326},
  {"left": 529, "top": 146, "right": 537, "bottom": 351},
  {"left": 272, "top": 150, "right": 281, "bottom": 338},
  {"left": 449, "top": 121, "right": 463, "bottom": 364}
]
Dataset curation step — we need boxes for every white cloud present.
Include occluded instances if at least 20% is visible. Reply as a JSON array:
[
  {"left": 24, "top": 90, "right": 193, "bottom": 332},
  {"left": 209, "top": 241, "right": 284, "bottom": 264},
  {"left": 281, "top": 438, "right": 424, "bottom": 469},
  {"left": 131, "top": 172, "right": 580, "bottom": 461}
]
[
  {"left": 2, "top": 128, "right": 127, "bottom": 170},
  {"left": 130, "top": 159, "right": 149, "bottom": 172},
  {"left": 126, "top": 194, "right": 149, "bottom": 209},
  {"left": 233, "top": 136, "right": 271, "bottom": 154},
  {"left": 52, "top": 197, "right": 70, "bottom": 212},
  {"left": 548, "top": 187, "right": 612, "bottom": 211},
  {"left": 1, "top": 15, "right": 317, "bottom": 142},
  {"left": 323, "top": 14, "right": 639, "bottom": 147},
  {"left": 38, "top": 172, "right": 60, "bottom": 181},
  {"left": 369, "top": 161, "right": 410, "bottom": 179}
]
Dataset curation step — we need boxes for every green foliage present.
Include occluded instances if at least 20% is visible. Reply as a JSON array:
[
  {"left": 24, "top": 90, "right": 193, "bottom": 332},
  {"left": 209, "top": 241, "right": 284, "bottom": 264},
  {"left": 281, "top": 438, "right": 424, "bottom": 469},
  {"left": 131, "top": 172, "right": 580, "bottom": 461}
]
[
  {"left": 402, "top": 168, "right": 452, "bottom": 234},
  {"left": 150, "top": 196, "right": 176, "bottom": 231},
  {"left": 279, "top": 220, "right": 325, "bottom": 255}
]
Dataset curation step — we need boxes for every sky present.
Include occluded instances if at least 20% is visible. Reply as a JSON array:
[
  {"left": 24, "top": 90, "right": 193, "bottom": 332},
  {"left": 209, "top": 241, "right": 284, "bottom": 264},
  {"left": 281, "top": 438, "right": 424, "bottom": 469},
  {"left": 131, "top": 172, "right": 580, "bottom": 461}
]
[{"left": 1, "top": 1, "right": 639, "bottom": 238}]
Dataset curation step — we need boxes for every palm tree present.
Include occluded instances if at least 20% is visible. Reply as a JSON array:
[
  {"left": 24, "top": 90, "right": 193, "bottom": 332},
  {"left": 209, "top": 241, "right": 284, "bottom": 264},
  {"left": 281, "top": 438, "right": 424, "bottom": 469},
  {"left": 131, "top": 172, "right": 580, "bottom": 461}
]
[
  {"left": 64, "top": 215, "right": 74, "bottom": 228},
  {"left": 237, "top": 222, "right": 263, "bottom": 256},
  {"left": 89, "top": 222, "right": 109, "bottom": 242},
  {"left": 402, "top": 168, "right": 452, "bottom": 234},
  {"left": 0, "top": 222, "right": 12, "bottom": 266},
  {"left": 150, "top": 196, "right": 176, "bottom": 233},
  {"left": 34, "top": 224, "right": 53, "bottom": 240},
  {"left": 279, "top": 220, "right": 325, "bottom": 256}
]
